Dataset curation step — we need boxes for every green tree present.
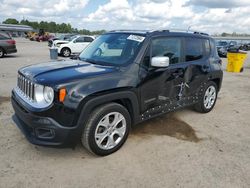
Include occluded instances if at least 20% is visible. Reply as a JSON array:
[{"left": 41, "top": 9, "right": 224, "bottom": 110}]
[
  {"left": 3, "top": 18, "right": 106, "bottom": 35},
  {"left": 3, "top": 18, "right": 19, "bottom": 24}
]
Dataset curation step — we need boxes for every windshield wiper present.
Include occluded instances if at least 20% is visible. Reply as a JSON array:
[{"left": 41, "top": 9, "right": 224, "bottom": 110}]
[
  {"left": 79, "top": 57, "right": 115, "bottom": 66},
  {"left": 79, "top": 57, "right": 98, "bottom": 64}
]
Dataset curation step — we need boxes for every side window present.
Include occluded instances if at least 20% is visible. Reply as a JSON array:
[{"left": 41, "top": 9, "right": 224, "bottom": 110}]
[
  {"left": 0, "top": 34, "right": 5, "bottom": 40},
  {"left": 185, "top": 38, "right": 203, "bottom": 61},
  {"left": 0, "top": 33, "right": 9, "bottom": 40},
  {"left": 204, "top": 39, "right": 211, "bottom": 55},
  {"left": 152, "top": 37, "right": 181, "bottom": 64},
  {"left": 75, "top": 37, "right": 85, "bottom": 43},
  {"left": 84, "top": 37, "right": 94, "bottom": 42},
  {"left": 210, "top": 39, "right": 216, "bottom": 55}
]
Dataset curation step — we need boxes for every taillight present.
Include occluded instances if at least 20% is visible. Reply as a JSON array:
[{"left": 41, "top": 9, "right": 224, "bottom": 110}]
[{"left": 6, "top": 40, "right": 16, "bottom": 45}]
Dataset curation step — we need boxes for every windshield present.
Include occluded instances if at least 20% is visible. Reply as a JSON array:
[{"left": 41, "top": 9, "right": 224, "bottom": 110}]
[
  {"left": 66, "top": 35, "right": 77, "bottom": 41},
  {"left": 217, "top": 41, "right": 228, "bottom": 46},
  {"left": 79, "top": 33, "right": 145, "bottom": 66}
]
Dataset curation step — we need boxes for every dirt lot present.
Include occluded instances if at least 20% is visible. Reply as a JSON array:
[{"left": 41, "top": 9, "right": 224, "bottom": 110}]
[{"left": 0, "top": 38, "right": 250, "bottom": 188}]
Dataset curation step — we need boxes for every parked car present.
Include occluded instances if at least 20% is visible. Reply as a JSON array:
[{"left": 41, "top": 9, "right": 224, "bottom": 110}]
[
  {"left": 57, "top": 35, "right": 95, "bottom": 57},
  {"left": 216, "top": 40, "right": 240, "bottom": 57},
  {"left": 0, "top": 31, "right": 17, "bottom": 58},
  {"left": 35, "top": 32, "right": 53, "bottom": 42},
  {"left": 239, "top": 42, "right": 250, "bottom": 51},
  {"left": 48, "top": 34, "right": 76, "bottom": 47},
  {"left": 11, "top": 30, "right": 223, "bottom": 156}
]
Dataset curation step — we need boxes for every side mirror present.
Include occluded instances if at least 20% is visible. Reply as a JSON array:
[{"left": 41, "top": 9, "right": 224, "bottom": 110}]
[{"left": 151, "top": 56, "right": 169, "bottom": 68}]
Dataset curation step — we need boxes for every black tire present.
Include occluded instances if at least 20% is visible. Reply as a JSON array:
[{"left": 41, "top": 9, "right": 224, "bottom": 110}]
[
  {"left": 0, "top": 48, "right": 5, "bottom": 58},
  {"left": 81, "top": 103, "right": 131, "bottom": 156},
  {"left": 194, "top": 81, "right": 218, "bottom": 113},
  {"left": 61, "top": 47, "right": 71, "bottom": 57}
]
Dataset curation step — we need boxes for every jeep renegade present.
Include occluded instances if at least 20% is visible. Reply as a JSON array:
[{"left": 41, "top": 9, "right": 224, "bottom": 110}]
[{"left": 12, "top": 30, "right": 223, "bottom": 156}]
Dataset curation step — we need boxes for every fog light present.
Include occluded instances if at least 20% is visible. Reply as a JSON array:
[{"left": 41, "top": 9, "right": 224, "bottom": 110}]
[{"left": 35, "top": 128, "right": 55, "bottom": 139}]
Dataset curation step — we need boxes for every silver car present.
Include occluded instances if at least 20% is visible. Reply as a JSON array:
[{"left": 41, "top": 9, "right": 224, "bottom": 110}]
[{"left": 0, "top": 31, "right": 17, "bottom": 58}]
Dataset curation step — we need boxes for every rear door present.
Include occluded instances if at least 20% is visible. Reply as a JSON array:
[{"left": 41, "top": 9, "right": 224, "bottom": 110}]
[{"left": 181, "top": 37, "right": 211, "bottom": 99}]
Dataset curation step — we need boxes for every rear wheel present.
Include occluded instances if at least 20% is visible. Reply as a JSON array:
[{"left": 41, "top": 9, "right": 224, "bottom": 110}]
[
  {"left": 194, "top": 81, "right": 218, "bottom": 113},
  {"left": 0, "top": 48, "right": 4, "bottom": 58},
  {"left": 81, "top": 103, "right": 131, "bottom": 156},
  {"left": 61, "top": 47, "right": 71, "bottom": 57}
]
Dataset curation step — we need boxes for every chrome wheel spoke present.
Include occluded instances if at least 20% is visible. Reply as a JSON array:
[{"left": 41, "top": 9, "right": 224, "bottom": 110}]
[
  {"left": 106, "top": 136, "right": 116, "bottom": 148},
  {"left": 112, "top": 113, "right": 124, "bottom": 126},
  {"left": 99, "top": 116, "right": 110, "bottom": 128},
  {"left": 95, "top": 130, "right": 108, "bottom": 144},
  {"left": 114, "top": 126, "right": 126, "bottom": 137}
]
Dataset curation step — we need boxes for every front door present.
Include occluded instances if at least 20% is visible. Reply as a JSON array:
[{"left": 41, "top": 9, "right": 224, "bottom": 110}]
[
  {"left": 72, "top": 37, "right": 86, "bottom": 53},
  {"left": 139, "top": 37, "right": 186, "bottom": 116}
]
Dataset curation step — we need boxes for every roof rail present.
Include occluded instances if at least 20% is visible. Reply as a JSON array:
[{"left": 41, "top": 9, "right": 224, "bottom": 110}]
[
  {"left": 150, "top": 28, "right": 209, "bottom": 36},
  {"left": 109, "top": 29, "right": 149, "bottom": 33},
  {"left": 108, "top": 29, "right": 209, "bottom": 36}
]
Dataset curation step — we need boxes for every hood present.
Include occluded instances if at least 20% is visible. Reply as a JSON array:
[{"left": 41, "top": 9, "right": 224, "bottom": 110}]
[
  {"left": 54, "top": 40, "right": 69, "bottom": 45},
  {"left": 19, "top": 60, "right": 118, "bottom": 86}
]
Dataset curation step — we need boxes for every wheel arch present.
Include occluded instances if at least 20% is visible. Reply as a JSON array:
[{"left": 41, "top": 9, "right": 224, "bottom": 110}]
[
  {"left": 76, "top": 91, "right": 140, "bottom": 129},
  {"left": 210, "top": 77, "right": 222, "bottom": 91},
  {"left": 60, "top": 46, "right": 71, "bottom": 55}
]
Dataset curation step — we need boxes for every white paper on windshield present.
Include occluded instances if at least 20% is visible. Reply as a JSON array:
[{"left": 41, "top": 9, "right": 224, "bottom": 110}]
[{"left": 127, "top": 35, "right": 145, "bottom": 42}]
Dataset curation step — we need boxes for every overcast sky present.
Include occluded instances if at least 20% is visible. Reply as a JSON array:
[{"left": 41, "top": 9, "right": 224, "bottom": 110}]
[{"left": 0, "top": 0, "right": 250, "bottom": 34}]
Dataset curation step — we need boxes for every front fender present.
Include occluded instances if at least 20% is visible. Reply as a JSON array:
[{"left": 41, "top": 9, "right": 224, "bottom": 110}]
[{"left": 76, "top": 90, "right": 140, "bottom": 128}]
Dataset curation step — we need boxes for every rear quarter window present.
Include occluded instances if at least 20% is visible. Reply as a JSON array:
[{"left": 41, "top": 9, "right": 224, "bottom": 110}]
[{"left": 204, "top": 39, "right": 211, "bottom": 56}]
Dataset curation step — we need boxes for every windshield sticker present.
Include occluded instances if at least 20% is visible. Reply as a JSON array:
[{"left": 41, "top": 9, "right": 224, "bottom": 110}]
[{"left": 127, "top": 35, "right": 145, "bottom": 42}]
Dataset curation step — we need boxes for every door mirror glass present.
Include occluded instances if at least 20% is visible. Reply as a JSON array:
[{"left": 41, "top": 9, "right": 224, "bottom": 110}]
[{"left": 151, "top": 56, "right": 169, "bottom": 67}]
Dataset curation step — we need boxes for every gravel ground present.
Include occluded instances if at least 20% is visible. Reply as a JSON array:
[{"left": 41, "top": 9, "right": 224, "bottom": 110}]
[{"left": 0, "top": 38, "right": 250, "bottom": 188}]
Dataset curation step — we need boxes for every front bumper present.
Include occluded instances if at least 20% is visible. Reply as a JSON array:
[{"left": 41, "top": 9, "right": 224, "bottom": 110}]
[{"left": 11, "top": 92, "right": 80, "bottom": 147}]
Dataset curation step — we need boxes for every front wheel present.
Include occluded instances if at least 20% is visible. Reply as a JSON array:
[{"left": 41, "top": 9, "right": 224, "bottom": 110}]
[
  {"left": 81, "top": 103, "right": 131, "bottom": 156},
  {"left": 194, "top": 81, "right": 218, "bottom": 113},
  {"left": 61, "top": 47, "right": 71, "bottom": 57}
]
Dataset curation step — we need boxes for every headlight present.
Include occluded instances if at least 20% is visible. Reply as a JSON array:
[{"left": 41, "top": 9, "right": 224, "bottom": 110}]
[
  {"left": 44, "top": 86, "right": 54, "bottom": 103},
  {"left": 34, "top": 84, "right": 54, "bottom": 107},
  {"left": 56, "top": 44, "right": 61, "bottom": 47}
]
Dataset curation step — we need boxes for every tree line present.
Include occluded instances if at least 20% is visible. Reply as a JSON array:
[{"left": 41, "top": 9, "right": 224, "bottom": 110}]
[{"left": 2, "top": 18, "right": 106, "bottom": 35}]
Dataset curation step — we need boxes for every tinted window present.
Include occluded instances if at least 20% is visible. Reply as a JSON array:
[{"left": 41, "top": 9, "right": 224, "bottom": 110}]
[
  {"left": 217, "top": 41, "right": 228, "bottom": 46},
  {"left": 79, "top": 33, "right": 144, "bottom": 66},
  {"left": 210, "top": 39, "right": 216, "bottom": 55},
  {"left": 204, "top": 39, "right": 210, "bottom": 55},
  {"left": 75, "top": 37, "right": 85, "bottom": 43},
  {"left": 152, "top": 38, "right": 181, "bottom": 64},
  {"left": 0, "top": 33, "right": 11, "bottom": 40},
  {"left": 185, "top": 38, "right": 203, "bottom": 61},
  {"left": 84, "top": 37, "right": 94, "bottom": 42}
]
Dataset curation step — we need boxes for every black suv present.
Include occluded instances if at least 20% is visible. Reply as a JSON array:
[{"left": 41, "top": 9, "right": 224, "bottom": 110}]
[{"left": 12, "top": 30, "right": 223, "bottom": 156}]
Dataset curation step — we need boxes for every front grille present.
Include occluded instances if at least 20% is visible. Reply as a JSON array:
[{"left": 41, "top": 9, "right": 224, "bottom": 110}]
[{"left": 17, "top": 74, "right": 35, "bottom": 101}]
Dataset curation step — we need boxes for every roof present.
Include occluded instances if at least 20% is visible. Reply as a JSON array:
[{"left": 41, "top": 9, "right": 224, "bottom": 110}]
[
  {"left": 108, "top": 29, "right": 210, "bottom": 38},
  {"left": 0, "top": 24, "right": 34, "bottom": 32}
]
